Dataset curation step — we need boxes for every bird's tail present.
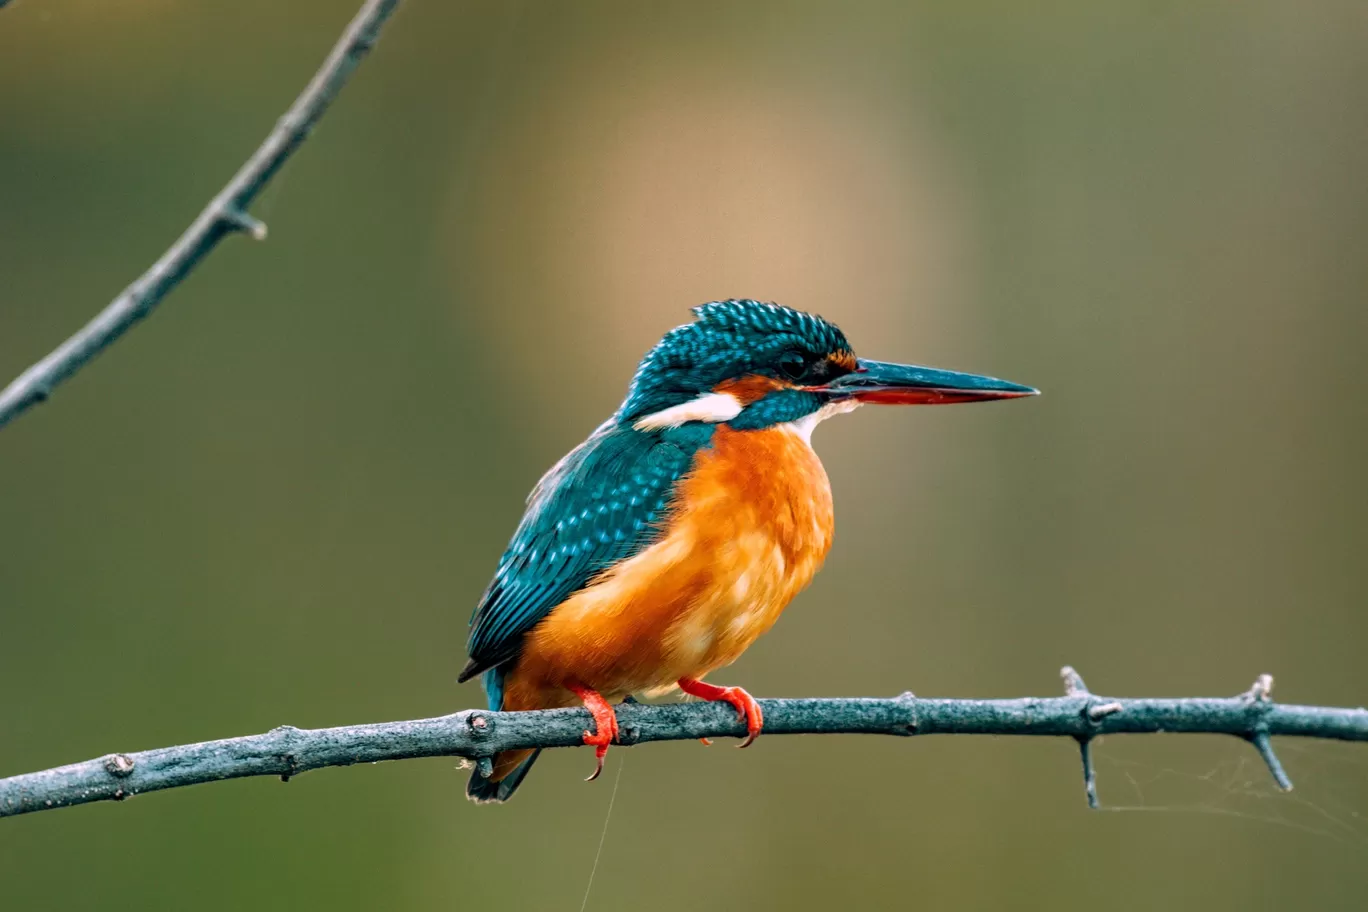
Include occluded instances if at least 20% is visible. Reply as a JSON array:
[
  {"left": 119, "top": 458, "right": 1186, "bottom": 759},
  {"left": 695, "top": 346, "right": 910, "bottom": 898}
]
[
  {"left": 467, "top": 666, "right": 542, "bottom": 804},
  {"left": 467, "top": 748, "right": 541, "bottom": 804}
]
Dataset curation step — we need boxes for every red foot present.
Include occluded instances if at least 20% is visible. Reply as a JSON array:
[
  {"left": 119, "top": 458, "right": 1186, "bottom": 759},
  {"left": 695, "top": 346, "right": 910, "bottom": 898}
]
[
  {"left": 678, "top": 677, "right": 764, "bottom": 748},
  {"left": 567, "top": 682, "right": 619, "bottom": 781}
]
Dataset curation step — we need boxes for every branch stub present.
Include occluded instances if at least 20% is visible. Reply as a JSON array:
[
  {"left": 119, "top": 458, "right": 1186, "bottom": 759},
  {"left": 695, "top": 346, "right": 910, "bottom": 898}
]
[{"left": 103, "top": 754, "right": 135, "bottom": 778}]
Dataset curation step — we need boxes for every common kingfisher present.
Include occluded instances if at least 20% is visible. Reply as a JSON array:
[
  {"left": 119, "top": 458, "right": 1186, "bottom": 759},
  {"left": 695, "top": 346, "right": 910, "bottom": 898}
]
[{"left": 461, "top": 300, "right": 1036, "bottom": 802}]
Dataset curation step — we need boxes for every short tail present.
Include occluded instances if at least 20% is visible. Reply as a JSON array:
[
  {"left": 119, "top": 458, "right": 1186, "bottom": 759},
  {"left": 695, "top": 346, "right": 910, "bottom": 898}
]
[
  {"left": 466, "top": 749, "right": 541, "bottom": 804},
  {"left": 466, "top": 666, "right": 542, "bottom": 803}
]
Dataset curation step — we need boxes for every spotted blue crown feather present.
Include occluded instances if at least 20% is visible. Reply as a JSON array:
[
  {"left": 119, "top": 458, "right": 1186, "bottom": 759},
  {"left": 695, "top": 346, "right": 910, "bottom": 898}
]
[{"left": 617, "top": 300, "right": 852, "bottom": 424}]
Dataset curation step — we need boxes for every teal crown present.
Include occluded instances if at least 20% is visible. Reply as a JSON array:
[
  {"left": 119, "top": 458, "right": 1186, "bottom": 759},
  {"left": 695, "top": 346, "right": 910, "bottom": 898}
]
[{"left": 617, "top": 300, "right": 851, "bottom": 424}]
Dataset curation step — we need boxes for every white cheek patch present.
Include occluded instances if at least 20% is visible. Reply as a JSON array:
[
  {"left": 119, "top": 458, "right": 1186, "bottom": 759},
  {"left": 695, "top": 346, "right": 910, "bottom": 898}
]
[{"left": 633, "top": 391, "right": 743, "bottom": 431}]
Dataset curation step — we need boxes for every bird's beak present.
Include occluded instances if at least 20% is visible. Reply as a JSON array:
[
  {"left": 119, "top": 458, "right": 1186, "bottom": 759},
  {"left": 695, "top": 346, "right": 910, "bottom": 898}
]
[{"left": 816, "top": 358, "right": 1039, "bottom": 405}]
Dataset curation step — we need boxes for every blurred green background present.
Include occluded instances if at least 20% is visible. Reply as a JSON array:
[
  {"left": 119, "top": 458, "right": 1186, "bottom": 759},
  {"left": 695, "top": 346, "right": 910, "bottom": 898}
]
[{"left": 2, "top": 1, "right": 1366, "bottom": 909}]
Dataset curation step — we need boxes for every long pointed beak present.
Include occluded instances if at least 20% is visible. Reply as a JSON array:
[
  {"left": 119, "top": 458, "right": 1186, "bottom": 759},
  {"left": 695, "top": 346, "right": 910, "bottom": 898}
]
[{"left": 817, "top": 358, "right": 1039, "bottom": 405}]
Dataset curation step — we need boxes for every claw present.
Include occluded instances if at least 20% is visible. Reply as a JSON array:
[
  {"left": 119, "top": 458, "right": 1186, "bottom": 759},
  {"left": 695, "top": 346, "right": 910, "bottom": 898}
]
[
  {"left": 677, "top": 677, "right": 764, "bottom": 747},
  {"left": 584, "top": 742, "right": 607, "bottom": 782},
  {"left": 733, "top": 689, "right": 763, "bottom": 748},
  {"left": 582, "top": 724, "right": 614, "bottom": 782},
  {"left": 568, "top": 681, "right": 619, "bottom": 782}
]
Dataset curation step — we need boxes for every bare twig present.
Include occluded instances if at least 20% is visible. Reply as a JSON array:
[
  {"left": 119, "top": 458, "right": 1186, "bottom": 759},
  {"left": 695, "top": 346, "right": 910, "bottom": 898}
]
[
  {"left": 0, "top": 0, "right": 402, "bottom": 430},
  {"left": 2, "top": 669, "right": 1364, "bottom": 818}
]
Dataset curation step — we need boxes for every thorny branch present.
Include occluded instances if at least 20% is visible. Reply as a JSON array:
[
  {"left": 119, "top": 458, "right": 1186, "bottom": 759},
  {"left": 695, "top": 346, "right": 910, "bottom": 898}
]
[
  {"left": 0, "top": 0, "right": 402, "bottom": 429},
  {"left": 2, "top": 670, "right": 1365, "bottom": 819}
]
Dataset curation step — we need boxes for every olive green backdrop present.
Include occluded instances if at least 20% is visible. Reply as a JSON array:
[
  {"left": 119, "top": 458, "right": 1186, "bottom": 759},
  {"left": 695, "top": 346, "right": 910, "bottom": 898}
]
[{"left": 2, "top": 2, "right": 1366, "bottom": 910}]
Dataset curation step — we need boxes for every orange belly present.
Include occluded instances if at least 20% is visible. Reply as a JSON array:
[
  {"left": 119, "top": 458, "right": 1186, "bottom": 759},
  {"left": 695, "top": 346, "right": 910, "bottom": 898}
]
[{"left": 502, "top": 423, "right": 834, "bottom": 711}]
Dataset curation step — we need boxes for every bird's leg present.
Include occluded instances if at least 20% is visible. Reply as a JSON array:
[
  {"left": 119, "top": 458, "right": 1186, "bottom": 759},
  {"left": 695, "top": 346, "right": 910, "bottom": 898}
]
[
  {"left": 566, "top": 681, "right": 619, "bottom": 781},
  {"left": 677, "top": 677, "right": 764, "bottom": 748}
]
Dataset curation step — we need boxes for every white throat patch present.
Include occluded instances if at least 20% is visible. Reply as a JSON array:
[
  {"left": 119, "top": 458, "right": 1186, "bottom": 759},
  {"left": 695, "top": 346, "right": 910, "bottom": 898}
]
[
  {"left": 633, "top": 392, "right": 743, "bottom": 431},
  {"left": 782, "top": 398, "right": 862, "bottom": 445}
]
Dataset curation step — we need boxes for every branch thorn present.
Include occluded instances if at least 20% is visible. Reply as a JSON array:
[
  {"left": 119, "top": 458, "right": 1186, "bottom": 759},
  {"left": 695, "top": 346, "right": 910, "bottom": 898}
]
[
  {"left": 1075, "top": 737, "right": 1099, "bottom": 809},
  {"left": 222, "top": 208, "right": 269, "bottom": 241},
  {"left": 1237, "top": 673, "right": 1291, "bottom": 789},
  {"left": 1060, "top": 666, "right": 1089, "bottom": 697},
  {"left": 1249, "top": 731, "right": 1293, "bottom": 791},
  {"left": 1061, "top": 667, "right": 1113, "bottom": 807},
  {"left": 1243, "top": 673, "right": 1274, "bottom": 703}
]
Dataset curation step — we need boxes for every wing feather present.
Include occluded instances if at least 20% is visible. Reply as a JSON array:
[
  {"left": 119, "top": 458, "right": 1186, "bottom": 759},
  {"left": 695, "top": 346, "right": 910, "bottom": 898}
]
[{"left": 459, "top": 423, "right": 712, "bottom": 682}]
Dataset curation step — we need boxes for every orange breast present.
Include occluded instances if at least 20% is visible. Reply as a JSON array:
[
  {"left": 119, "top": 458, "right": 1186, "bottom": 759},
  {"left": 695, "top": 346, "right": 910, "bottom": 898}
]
[{"left": 504, "top": 423, "right": 834, "bottom": 710}]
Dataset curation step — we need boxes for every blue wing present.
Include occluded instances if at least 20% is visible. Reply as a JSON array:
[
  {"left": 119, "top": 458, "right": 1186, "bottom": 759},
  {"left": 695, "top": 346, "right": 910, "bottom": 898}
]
[{"left": 458, "top": 421, "right": 714, "bottom": 684}]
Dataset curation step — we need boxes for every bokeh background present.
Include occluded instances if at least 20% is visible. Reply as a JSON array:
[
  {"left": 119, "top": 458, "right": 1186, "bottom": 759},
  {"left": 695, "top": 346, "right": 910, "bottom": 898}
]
[{"left": 2, "top": 1, "right": 1367, "bottom": 909}]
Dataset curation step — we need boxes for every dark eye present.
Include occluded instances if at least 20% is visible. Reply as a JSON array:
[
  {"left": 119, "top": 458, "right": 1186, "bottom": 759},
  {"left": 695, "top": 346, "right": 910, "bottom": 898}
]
[{"left": 776, "top": 350, "right": 811, "bottom": 381}]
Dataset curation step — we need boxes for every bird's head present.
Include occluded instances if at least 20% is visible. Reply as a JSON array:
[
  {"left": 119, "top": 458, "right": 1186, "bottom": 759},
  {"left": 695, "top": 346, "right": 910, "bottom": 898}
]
[{"left": 617, "top": 300, "right": 1036, "bottom": 435}]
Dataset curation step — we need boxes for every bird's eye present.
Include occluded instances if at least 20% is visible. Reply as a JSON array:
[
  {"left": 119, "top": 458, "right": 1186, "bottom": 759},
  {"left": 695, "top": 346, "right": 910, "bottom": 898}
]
[{"left": 777, "top": 350, "right": 810, "bottom": 381}]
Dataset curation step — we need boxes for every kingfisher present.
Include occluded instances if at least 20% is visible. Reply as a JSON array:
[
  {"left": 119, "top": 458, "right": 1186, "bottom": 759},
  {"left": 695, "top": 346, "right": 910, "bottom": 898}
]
[{"left": 460, "top": 300, "right": 1036, "bottom": 802}]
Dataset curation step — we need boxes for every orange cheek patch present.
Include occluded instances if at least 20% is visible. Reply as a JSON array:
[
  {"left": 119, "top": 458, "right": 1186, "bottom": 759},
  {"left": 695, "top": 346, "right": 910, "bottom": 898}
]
[
  {"left": 830, "top": 350, "right": 858, "bottom": 372},
  {"left": 714, "top": 374, "right": 790, "bottom": 404}
]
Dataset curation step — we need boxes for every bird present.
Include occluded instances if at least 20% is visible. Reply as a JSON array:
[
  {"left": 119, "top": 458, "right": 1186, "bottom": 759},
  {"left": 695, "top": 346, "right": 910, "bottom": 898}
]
[{"left": 460, "top": 299, "right": 1036, "bottom": 802}]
